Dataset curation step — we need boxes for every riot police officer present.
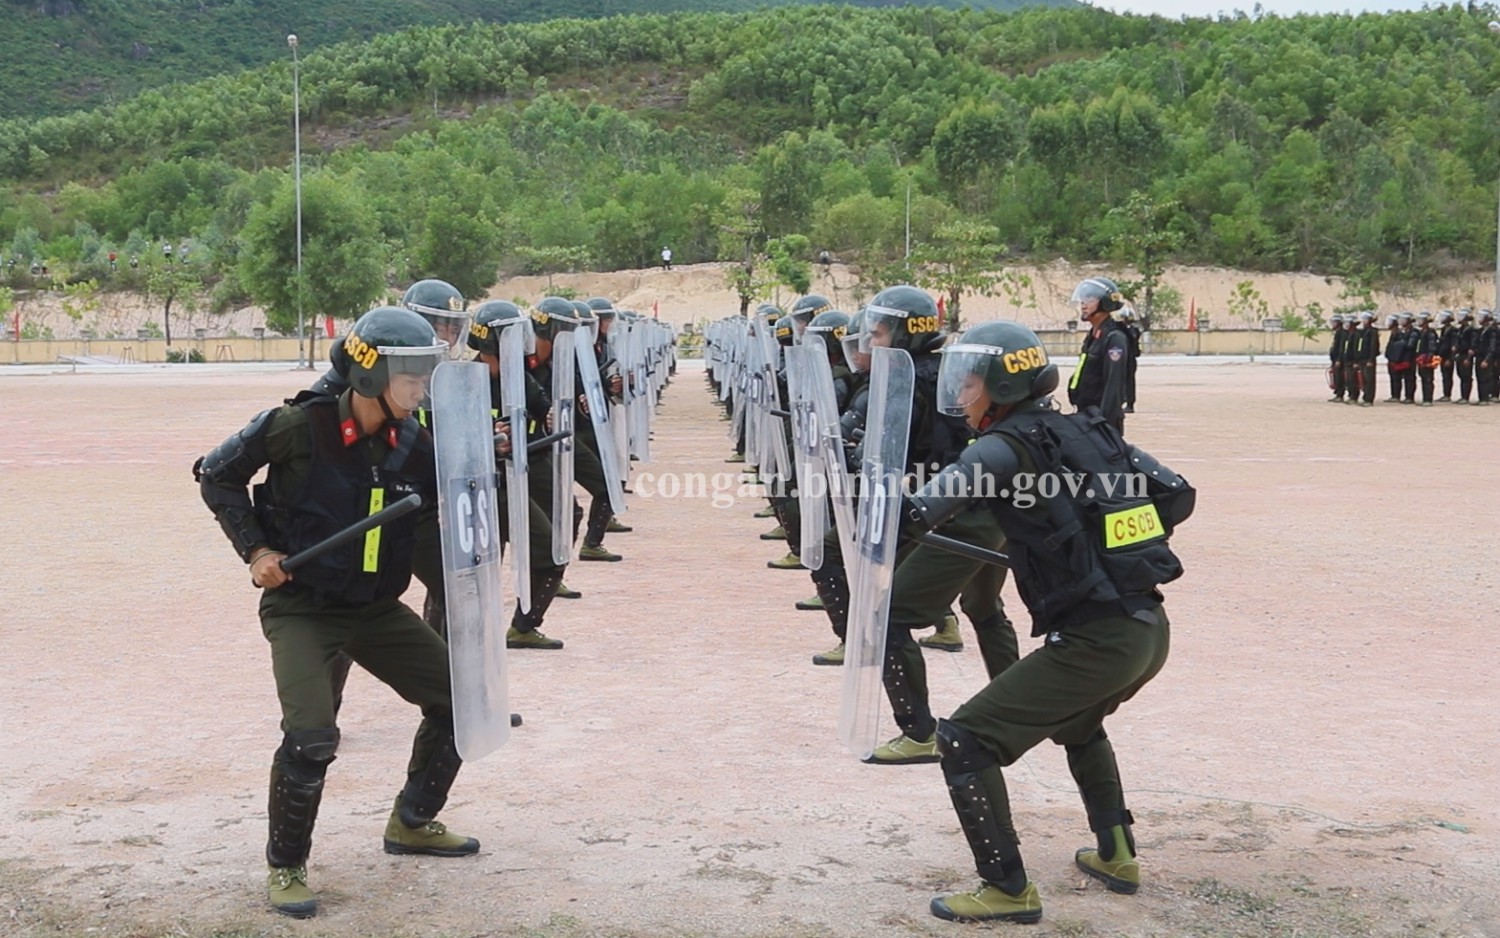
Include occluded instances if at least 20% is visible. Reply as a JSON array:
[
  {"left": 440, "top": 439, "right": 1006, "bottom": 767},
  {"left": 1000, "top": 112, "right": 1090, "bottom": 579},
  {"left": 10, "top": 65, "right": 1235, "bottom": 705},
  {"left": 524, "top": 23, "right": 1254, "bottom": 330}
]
[
  {"left": 1119, "top": 306, "right": 1143, "bottom": 412},
  {"left": 1455, "top": 309, "right": 1478, "bottom": 403},
  {"left": 1395, "top": 312, "right": 1418, "bottom": 403},
  {"left": 1346, "top": 311, "right": 1379, "bottom": 406},
  {"left": 467, "top": 300, "right": 571, "bottom": 648},
  {"left": 1327, "top": 313, "right": 1349, "bottom": 402},
  {"left": 194, "top": 307, "right": 479, "bottom": 919},
  {"left": 1436, "top": 311, "right": 1458, "bottom": 401},
  {"left": 1476, "top": 309, "right": 1499, "bottom": 404},
  {"left": 1384, "top": 315, "right": 1406, "bottom": 402},
  {"left": 569, "top": 300, "right": 626, "bottom": 562},
  {"left": 1414, "top": 311, "right": 1439, "bottom": 405},
  {"left": 906, "top": 319, "right": 1189, "bottom": 923},
  {"left": 810, "top": 286, "right": 1006, "bottom": 765},
  {"left": 1066, "top": 278, "right": 1130, "bottom": 433}
]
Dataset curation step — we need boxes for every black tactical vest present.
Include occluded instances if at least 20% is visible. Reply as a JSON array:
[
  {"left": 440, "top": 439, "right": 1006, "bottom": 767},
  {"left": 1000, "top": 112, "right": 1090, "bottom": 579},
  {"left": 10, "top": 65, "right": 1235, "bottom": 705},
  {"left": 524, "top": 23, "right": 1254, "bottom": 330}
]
[
  {"left": 991, "top": 407, "right": 1191, "bottom": 636},
  {"left": 260, "top": 398, "right": 431, "bottom": 607}
]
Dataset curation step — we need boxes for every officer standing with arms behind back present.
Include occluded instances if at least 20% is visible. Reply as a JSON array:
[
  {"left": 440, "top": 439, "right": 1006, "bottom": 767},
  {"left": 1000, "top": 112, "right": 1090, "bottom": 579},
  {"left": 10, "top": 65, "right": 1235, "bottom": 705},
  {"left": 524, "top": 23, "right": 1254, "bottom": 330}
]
[
  {"left": 1067, "top": 278, "right": 1130, "bottom": 434},
  {"left": 1346, "top": 311, "right": 1379, "bottom": 407},
  {"left": 194, "top": 307, "right": 480, "bottom": 919},
  {"left": 903, "top": 319, "right": 1192, "bottom": 924}
]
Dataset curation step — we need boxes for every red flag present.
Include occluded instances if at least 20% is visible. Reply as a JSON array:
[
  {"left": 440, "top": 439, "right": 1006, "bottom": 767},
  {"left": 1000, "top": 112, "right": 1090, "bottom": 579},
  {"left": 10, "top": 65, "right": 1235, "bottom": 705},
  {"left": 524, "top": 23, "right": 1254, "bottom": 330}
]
[
  {"left": 937, "top": 294, "right": 946, "bottom": 316},
  {"left": 1187, "top": 297, "right": 1197, "bottom": 332},
  {"left": 324, "top": 315, "right": 335, "bottom": 338},
  {"left": 652, "top": 300, "right": 659, "bottom": 319}
]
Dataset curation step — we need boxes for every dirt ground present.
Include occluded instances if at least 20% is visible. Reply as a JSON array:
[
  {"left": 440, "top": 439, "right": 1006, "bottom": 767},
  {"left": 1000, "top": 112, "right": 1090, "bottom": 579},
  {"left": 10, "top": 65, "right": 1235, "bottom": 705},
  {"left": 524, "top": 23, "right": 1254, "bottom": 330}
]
[{"left": 1, "top": 359, "right": 1497, "bottom": 938}]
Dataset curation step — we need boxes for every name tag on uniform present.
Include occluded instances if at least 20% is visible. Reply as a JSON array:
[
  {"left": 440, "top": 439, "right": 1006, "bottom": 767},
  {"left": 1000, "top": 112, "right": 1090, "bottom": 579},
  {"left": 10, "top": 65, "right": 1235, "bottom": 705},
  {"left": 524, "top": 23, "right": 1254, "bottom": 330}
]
[{"left": 1102, "top": 503, "right": 1165, "bottom": 550}]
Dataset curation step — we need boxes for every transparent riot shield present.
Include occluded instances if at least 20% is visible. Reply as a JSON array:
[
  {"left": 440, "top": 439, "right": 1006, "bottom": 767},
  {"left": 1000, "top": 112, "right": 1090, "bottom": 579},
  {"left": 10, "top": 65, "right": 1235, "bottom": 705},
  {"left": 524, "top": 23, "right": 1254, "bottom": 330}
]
[
  {"left": 498, "top": 324, "right": 531, "bottom": 614},
  {"left": 809, "top": 342, "right": 855, "bottom": 560},
  {"left": 627, "top": 322, "right": 652, "bottom": 464},
  {"left": 575, "top": 332, "right": 627, "bottom": 514},
  {"left": 550, "top": 330, "right": 577, "bottom": 566},
  {"left": 838, "top": 347, "right": 914, "bottom": 761},
  {"left": 787, "top": 341, "right": 828, "bottom": 570},
  {"left": 431, "top": 361, "right": 510, "bottom": 761}
]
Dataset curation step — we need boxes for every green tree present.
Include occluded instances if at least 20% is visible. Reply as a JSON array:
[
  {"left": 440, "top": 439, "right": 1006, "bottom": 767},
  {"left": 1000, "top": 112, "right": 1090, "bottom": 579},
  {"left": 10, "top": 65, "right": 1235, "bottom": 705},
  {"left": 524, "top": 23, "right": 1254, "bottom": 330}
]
[
  {"left": 907, "top": 221, "right": 1003, "bottom": 333},
  {"left": 413, "top": 199, "right": 501, "bottom": 299},
  {"left": 1103, "top": 192, "right": 1186, "bottom": 330},
  {"left": 764, "top": 235, "right": 812, "bottom": 297},
  {"left": 145, "top": 258, "right": 203, "bottom": 346},
  {"left": 239, "top": 174, "right": 385, "bottom": 335}
]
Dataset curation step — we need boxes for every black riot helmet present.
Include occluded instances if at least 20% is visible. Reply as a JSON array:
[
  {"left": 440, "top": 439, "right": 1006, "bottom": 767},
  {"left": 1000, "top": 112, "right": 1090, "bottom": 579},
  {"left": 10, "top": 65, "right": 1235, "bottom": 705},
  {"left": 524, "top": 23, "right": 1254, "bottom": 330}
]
[
  {"left": 937, "top": 320, "right": 1058, "bottom": 415},
  {"left": 789, "top": 294, "right": 833, "bottom": 335},
  {"left": 805, "top": 310, "right": 850, "bottom": 359},
  {"left": 861, "top": 284, "right": 942, "bottom": 352},
  {"left": 1070, "top": 277, "right": 1125, "bottom": 315},
  {"left": 571, "top": 299, "right": 598, "bottom": 343},
  {"left": 530, "top": 296, "right": 581, "bottom": 341},
  {"left": 401, "top": 279, "right": 469, "bottom": 357},
  {"left": 467, "top": 300, "right": 535, "bottom": 357},
  {"left": 343, "top": 306, "right": 448, "bottom": 403}
]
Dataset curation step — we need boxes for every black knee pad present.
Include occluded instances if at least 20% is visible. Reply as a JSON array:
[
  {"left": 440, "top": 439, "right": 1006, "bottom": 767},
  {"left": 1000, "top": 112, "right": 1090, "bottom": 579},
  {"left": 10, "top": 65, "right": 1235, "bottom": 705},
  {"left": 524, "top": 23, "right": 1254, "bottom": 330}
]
[
  {"left": 276, "top": 728, "right": 340, "bottom": 784},
  {"left": 936, "top": 719, "right": 997, "bottom": 774}
]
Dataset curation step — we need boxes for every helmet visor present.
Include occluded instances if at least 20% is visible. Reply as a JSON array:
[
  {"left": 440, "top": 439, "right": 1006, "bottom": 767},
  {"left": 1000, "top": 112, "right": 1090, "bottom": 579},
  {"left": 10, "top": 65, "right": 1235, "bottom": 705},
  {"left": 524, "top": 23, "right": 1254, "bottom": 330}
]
[
  {"left": 841, "top": 330, "right": 870, "bottom": 373},
  {"left": 937, "top": 343, "right": 1005, "bottom": 417},
  {"left": 1070, "top": 279, "right": 1114, "bottom": 305},
  {"left": 381, "top": 341, "right": 449, "bottom": 411},
  {"left": 411, "top": 307, "right": 470, "bottom": 358},
  {"left": 859, "top": 303, "right": 906, "bottom": 352}
]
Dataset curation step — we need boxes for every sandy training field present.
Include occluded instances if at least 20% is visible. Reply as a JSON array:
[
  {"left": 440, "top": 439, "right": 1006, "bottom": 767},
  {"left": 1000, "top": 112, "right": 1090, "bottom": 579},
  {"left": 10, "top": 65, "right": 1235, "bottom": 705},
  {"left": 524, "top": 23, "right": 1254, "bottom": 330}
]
[{"left": 1, "top": 358, "right": 1496, "bottom": 938}]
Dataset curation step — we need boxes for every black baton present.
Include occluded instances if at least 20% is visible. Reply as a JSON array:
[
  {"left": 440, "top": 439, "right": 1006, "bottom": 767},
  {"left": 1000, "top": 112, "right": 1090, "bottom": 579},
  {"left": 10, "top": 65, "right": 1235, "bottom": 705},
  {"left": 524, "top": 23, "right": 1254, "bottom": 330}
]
[
  {"left": 916, "top": 531, "right": 1011, "bottom": 569},
  {"left": 280, "top": 493, "right": 424, "bottom": 572},
  {"left": 493, "top": 429, "right": 572, "bottom": 451}
]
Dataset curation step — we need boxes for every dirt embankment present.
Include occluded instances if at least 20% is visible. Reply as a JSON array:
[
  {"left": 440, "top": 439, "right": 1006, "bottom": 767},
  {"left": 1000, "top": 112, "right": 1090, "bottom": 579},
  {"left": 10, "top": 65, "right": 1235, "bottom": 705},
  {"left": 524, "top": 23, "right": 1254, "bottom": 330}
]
[{"left": 8, "top": 261, "right": 1492, "bottom": 339}]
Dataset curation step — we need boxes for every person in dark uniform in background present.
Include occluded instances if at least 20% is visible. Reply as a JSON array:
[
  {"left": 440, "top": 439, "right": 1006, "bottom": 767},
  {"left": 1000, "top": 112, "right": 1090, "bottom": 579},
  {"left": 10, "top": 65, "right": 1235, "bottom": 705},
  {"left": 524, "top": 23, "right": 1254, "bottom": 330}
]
[
  {"left": 1384, "top": 314, "right": 1405, "bottom": 403},
  {"left": 1066, "top": 278, "right": 1130, "bottom": 434},
  {"left": 1413, "top": 311, "right": 1439, "bottom": 406},
  {"left": 1327, "top": 313, "right": 1349, "bottom": 402},
  {"left": 1435, "top": 311, "right": 1457, "bottom": 402},
  {"left": 1119, "top": 306, "right": 1143, "bottom": 413},
  {"left": 1395, "top": 312, "right": 1418, "bottom": 403},
  {"left": 1455, "top": 309, "right": 1477, "bottom": 404},
  {"left": 194, "top": 307, "right": 480, "bottom": 919},
  {"left": 1476, "top": 309, "right": 1499, "bottom": 405},
  {"left": 1346, "top": 311, "right": 1379, "bottom": 407}
]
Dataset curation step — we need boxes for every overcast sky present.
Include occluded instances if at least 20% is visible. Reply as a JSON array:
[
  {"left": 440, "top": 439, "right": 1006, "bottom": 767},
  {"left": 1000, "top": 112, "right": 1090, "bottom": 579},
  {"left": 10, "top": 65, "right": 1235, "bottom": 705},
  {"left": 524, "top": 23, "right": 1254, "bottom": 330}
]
[{"left": 1085, "top": 0, "right": 1448, "bottom": 16}]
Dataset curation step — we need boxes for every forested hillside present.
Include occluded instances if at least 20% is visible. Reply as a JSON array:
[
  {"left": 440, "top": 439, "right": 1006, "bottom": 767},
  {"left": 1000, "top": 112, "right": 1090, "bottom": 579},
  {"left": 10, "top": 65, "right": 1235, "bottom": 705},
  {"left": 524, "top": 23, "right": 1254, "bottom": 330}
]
[
  {"left": 4, "top": 4, "right": 1500, "bottom": 337},
  {"left": 2, "top": 0, "right": 1076, "bottom": 119}
]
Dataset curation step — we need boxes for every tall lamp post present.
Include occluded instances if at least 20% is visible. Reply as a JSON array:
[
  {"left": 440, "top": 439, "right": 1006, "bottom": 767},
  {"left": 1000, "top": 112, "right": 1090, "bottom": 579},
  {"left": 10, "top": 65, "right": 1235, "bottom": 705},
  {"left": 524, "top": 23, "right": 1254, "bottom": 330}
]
[
  {"left": 289, "top": 33, "right": 308, "bottom": 368},
  {"left": 1490, "top": 22, "right": 1500, "bottom": 312}
]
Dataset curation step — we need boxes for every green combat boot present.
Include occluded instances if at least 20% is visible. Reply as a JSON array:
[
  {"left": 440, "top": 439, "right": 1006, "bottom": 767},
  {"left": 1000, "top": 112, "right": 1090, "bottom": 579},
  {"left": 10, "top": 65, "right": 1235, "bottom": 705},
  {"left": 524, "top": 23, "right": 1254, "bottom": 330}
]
[
  {"left": 382, "top": 798, "right": 480, "bottom": 857},
  {"left": 811, "top": 641, "right": 844, "bottom": 666},
  {"left": 918, "top": 613, "right": 964, "bottom": 652},
  {"left": 767, "top": 552, "right": 805, "bottom": 570},
  {"left": 267, "top": 865, "right": 317, "bottom": 919},
  {"left": 754, "top": 505, "right": 777, "bottom": 519},
  {"left": 795, "top": 595, "right": 825, "bottom": 611},
  {"left": 725, "top": 453, "right": 745, "bottom": 463},
  {"left": 930, "top": 881, "right": 1043, "bottom": 924},
  {"left": 1075, "top": 824, "right": 1140, "bottom": 894},
  {"left": 864, "top": 732, "right": 940, "bottom": 765},
  {"left": 578, "top": 544, "right": 623, "bottom": 562},
  {"left": 507, "top": 626, "right": 564, "bottom": 650},
  {"left": 605, "top": 518, "right": 633, "bottom": 533},
  {"left": 760, "top": 525, "right": 787, "bottom": 541},
  {"left": 555, "top": 581, "right": 582, "bottom": 599}
]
